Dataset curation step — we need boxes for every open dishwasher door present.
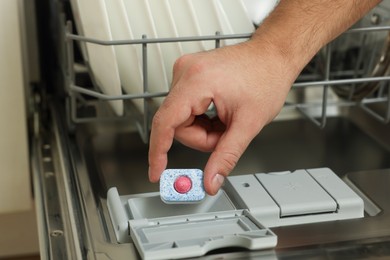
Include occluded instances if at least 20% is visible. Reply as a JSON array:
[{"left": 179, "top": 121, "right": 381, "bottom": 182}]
[{"left": 31, "top": 0, "right": 390, "bottom": 259}]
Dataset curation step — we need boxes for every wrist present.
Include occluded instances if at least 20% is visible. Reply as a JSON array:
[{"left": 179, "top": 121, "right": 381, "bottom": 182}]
[{"left": 240, "top": 36, "right": 303, "bottom": 89}]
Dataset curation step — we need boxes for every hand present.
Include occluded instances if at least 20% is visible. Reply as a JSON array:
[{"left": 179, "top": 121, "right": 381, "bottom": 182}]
[
  {"left": 148, "top": 0, "right": 380, "bottom": 195},
  {"left": 148, "top": 41, "right": 297, "bottom": 195}
]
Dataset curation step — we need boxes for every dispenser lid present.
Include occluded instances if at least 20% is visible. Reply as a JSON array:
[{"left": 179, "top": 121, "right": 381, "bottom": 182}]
[
  {"left": 129, "top": 210, "right": 277, "bottom": 260},
  {"left": 256, "top": 170, "right": 338, "bottom": 217}
]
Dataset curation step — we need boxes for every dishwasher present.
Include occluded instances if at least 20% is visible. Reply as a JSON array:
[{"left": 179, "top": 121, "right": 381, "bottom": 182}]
[{"left": 30, "top": 0, "right": 390, "bottom": 259}]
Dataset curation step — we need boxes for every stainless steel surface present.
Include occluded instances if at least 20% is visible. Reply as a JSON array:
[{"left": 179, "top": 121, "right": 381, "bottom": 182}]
[
  {"left": 81, "top": 114, "right": 390, "bottom": 196},
  {"left": 32, "top": 112, "right": 84, "bottom": 259},
  {"left": 32, "top": 102, "right": 390, "bottom": 259}
]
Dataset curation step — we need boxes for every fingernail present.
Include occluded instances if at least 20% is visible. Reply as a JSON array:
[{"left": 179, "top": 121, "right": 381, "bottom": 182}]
[{"left": 212, "top": 174, "right": 225, "bottom": 191}]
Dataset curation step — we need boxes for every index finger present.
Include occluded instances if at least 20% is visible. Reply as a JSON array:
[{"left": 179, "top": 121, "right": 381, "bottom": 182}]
[{"left": 148, "top": 95, "right": 192, "bottom": 182}]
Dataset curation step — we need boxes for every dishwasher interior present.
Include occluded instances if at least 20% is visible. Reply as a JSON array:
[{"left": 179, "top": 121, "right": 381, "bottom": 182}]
[{"left": 31, "top": 0, "right": 390, "bottom": 259}]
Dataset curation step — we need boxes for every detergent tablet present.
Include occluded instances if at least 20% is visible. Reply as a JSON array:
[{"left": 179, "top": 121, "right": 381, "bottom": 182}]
[{"left": 160, "top": 169, "right": 205, "bottom": 204}]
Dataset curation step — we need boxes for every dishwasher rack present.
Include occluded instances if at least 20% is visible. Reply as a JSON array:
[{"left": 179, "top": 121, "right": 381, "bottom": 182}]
[{"left": 61, "top": 19, "right": 390, "bottom": 143}]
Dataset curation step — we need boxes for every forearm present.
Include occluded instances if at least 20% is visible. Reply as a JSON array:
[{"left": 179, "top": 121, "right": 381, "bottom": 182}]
[{"left": 249, "top": 0, "right": 381, "bottom": 77}]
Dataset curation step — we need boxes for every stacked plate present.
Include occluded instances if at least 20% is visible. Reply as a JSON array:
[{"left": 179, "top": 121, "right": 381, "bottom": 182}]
[
  {"left": 241, "top": 0, "right": 279, "bottom": 26},
  {"left": 70, "top": 0, "right": 257, "bottom": 116}
]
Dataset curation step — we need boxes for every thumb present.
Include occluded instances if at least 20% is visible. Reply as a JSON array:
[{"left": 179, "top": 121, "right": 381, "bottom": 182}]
[{"left": 203, "top": 118, "right": 262, "bottom": 195}]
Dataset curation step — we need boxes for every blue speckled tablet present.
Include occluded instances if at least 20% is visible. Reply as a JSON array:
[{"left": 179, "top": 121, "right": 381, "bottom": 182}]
[{"left": 160, "top": 169, "right": 205, "bottom": 204}]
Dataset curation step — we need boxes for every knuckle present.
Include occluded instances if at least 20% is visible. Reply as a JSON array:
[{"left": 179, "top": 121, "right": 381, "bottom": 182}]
[
  {"left": 217, "top": 150, "right": 241, "bottom": 176},
  {"left": 173, "top": 54, "right": 191, "bottom": 72},
  {"left": 186, "top": 60, "right": 205, "bottom": 77},
  {"left": 151, "top": 110, "right": 165, "bottom": 128},
  {"left": 174, "top": 54, "right": 207, "bottom": 78}
]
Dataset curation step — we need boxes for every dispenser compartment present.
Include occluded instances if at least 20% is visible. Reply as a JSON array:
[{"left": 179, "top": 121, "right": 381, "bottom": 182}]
[{"left": 224, "top": 168, "right": 364, "bottom": 227}]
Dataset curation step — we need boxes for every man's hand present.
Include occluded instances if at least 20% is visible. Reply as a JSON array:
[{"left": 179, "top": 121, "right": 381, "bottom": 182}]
[
  {"left": 149, "top": 42, "right": 295, "bottom": 195},
  {"left": 148, "top": 0, "right": 381, "bottom": 195}
]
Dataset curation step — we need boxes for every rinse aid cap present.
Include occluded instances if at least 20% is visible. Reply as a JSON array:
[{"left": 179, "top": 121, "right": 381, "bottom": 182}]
[{"left": 160, "top": 169, "right": 205, "bottom": 203}]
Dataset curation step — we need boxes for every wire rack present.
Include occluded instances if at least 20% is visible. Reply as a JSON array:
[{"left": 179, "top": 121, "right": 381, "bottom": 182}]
[{"left": 61, "top": 18, "right": 390, "bottom": 143}]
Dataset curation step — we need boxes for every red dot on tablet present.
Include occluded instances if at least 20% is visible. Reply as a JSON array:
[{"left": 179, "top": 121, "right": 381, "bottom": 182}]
[{"left": 174, "top": 175, "right": 192, "bottom": 194}]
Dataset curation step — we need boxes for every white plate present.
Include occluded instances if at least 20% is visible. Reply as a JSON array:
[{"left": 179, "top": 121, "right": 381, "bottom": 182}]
[
  {"left": 168, "top": 0, "right": 206, "bottom": 54},
  {"left": 218, "top": 0, "right": 255, "bottom": 39},
  {"left": 242, "top": 0, "right": 279, "bottom": 26},
  {"left": 123, "top": 0, "right": 169, "bottom": 106},
  {"left": 70, "top": 0, "right": 123, "bottom": 116},
  {"left": 105, "top": 0, "right": 145, "bottom": 113},
  {"left": 148, "top": 0, "right": 183, "bottom": 87},
  {"left": 191, "top": 0, "right": 232, "bottom": 49}
]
